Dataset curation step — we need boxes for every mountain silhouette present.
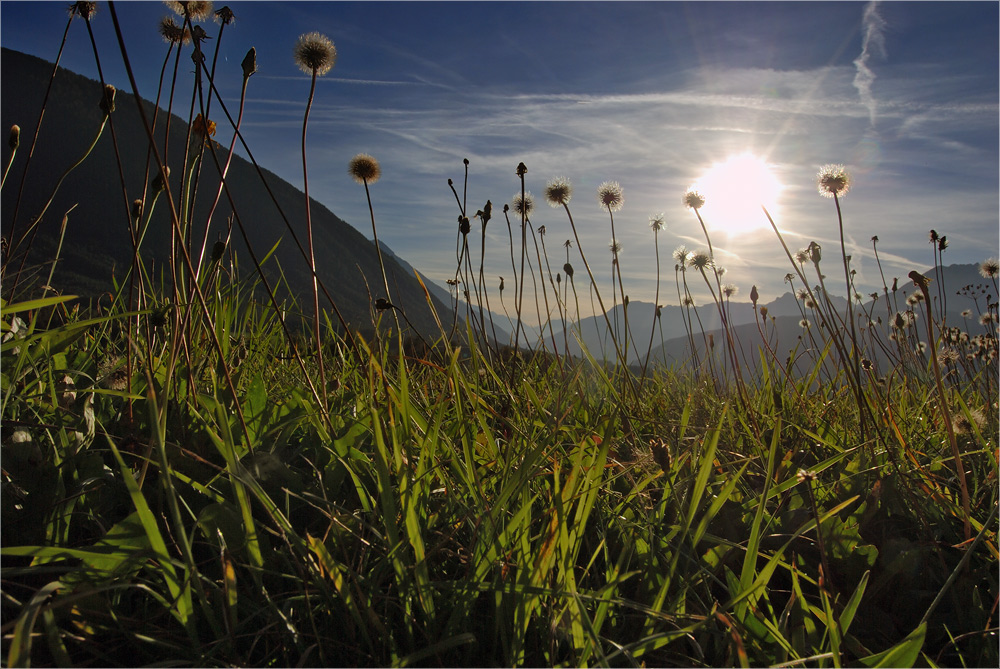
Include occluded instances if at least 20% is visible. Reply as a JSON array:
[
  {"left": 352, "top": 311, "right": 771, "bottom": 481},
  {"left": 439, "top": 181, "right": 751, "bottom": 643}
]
[{"left": 1, "top": 47, "right": 452, "bottom": 339}]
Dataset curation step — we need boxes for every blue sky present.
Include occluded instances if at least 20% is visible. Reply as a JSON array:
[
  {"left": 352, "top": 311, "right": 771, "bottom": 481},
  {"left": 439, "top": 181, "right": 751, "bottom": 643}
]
[{"left": 3, "top": 1, "right": 998, "bottom": 315}]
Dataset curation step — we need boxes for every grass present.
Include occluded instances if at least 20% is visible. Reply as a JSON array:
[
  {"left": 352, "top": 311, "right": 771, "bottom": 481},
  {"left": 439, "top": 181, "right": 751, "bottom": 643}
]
[{"left": 2, "top": 3, "right": 998, "bottom": 667}]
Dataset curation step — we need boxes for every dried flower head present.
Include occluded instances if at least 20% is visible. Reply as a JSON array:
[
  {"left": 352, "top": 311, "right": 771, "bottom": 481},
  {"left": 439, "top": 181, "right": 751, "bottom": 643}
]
[
  {"left": 294, "top": 32, "right": 337, "bottom": 76},
  {"left": 152, "top": 166, "right": 171, "bottom": 193},
  {"left": 192, "top": 113, "right": 216, "bottom": 138},
  {"left": 953, "top": 407, "right": 986, "bottom": 436},
  {"left": 683, "top": 189, "right": 705, "bottom": 210},
  {"left": 214, "top": 5, "right": 235, "bottom": 24},
  {"left": 672, "top": 245, "right": 689, "bottom": 264},
  {"left": 980, "top": 313, "right": 996, "bottom": 326},
  {"left": 158, "top": 16, "right": 191, "bottom": 44},
  {"left": 542, "top": 177, "right": 572, "bottom": 207},
  {"left": 563, "top": 262, "right": 574, "bottom": 278},
  {"left": 348, "top": 153, "right": 381, "bottom": 184},
  {"left": 165, "top": 1, "right": 214, "bottom": 22},
  {"left": 597, "top": 181, "right": 624, "bottom": 212},
  {"left": 99, "top": 84, "right": 116, "bottom": 115},
  {"left": 799, "top": 319, "right": 811, "bottom": 329},
  {"left": 211, "top": 240, "right": 227, "bottom": 262},
  {"left": 649, "top": 212, "right": 666, "bottom": 232},
  {"left": 979, "top": 258, "right": 999, "bottom": 279},
  {"left": 723, "top": 283, "right": 738, "bottom": 298},
  {"left": 796, "top": 469, "right": 818, "bottom": 483},
  {"left": 8, "top": 124, "right": 19, "bottom": 152},
  {"left": 511, "top": 192, "right": 534, "bottom": 218},
  {"left": 794, "top": 248, "right": 809, "bottom": 264},
  {"left": 682, "top": 295, "right": 696, "bottom": 307},
  {"left": 795, "top": 288, "right": 809, "bottom": 300},
  {"left": 609, "top": 240, "right": 623, "bottom": 255},
  {"left": 515, "top": 162, "right": 527, "bottom": 177},
  {"left": 817, "top": 164, "right": 850, "bottom": 198}
]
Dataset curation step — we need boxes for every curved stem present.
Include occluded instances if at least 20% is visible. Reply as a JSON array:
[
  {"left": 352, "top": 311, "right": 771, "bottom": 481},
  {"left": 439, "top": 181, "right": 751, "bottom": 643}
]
[{"left": 301, "top": 70, "right": 327, "bottom": 409}]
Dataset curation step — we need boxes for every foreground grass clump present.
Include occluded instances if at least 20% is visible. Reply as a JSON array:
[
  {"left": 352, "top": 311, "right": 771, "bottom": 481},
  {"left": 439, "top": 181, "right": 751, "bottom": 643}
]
[
  {"left": 2, "top": 3, "right": 997, "bottom": 667},
  {"left": 2, "top": 281, "right": 997, "bottom": 667}
]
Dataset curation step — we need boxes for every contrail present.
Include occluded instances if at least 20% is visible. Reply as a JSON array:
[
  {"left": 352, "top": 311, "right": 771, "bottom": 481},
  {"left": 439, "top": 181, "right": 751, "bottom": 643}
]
[{"left": 853, "top": 1, "right": 887, "bottom": 128}]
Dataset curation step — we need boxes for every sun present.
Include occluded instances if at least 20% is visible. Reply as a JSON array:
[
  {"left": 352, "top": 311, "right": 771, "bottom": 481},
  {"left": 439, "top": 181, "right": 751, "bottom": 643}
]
[{"left": 688, "top": 153, "right": 782, "bottom": 234}]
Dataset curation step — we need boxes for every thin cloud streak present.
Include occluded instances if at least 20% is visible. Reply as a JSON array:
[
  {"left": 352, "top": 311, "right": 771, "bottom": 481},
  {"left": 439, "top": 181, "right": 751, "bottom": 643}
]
[{"left": 853, "top": 1, "right": 887, "bottom": 129}]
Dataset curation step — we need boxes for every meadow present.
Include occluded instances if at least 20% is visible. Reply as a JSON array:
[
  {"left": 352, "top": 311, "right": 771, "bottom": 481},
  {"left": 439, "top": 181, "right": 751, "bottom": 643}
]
[{"left": 2, "top": 3, "right": 997, "bottom": 667}]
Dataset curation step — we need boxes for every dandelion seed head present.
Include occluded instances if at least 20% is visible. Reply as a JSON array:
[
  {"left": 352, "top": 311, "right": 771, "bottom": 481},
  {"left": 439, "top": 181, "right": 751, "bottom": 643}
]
[
  {"left": 69, "top": 1, "right": 97, "bottom": 20},
  {"left": 544, "top": 177, "right": 573, "bottom": 207},
  {"left": 817, "top": 164, "right": 850, "bottom": 198},
  {"left": 609, "top": 240, "right": 623, "bottom": 255},
  {"left": 348, "top": 153, "right": 381, "bottom": 184},
  {"left": 723, "top": 283, "right": 738, "bottom": 298},
  {"left": 683, "top": 189, "right": 705, "bottom": 210},
  {"left": 158, "top": 16, "right": 191, "bottom": 43},
  {"left": 165, "top": 1, "right": 214, "bottom": 21},
  {"left": 672, "top": 245, "right": 689, "bottom": 264},
  {"left": 979, "top": 258, "right": 999, "bottom": 279},
  {"left": 597, "top": 181, "right": 624, "bottom": 212},
  {"left": 796, "top": 288, "right": 810, "bottom": 300},
  {"left": 799, "top": 319, "right": 811, "bottom": 329},
  {"left": 688, "top": 250, "right": 711, "bottom": 270},
  {"left": 649, "top": 212, "right": 666, "bottom": 232},
  {"left": 294, "top": 32, "right": 336, "bottom": 76},
  {"left": 511, "top": 192, "right": 534, "bottom": 218}
]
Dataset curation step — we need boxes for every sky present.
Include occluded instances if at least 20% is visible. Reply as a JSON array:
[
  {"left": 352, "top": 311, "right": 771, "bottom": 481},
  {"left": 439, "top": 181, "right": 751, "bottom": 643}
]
[{"left": 2, "top": 0, "right": 998, "bottom": 317}]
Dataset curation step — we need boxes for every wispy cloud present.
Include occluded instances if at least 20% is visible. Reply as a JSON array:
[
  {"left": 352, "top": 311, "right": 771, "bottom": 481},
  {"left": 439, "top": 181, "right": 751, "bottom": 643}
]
[
  {"left": 256, "top": 75, "right": 428, "bottom": 86},
  {"left": 853, "top": 1, "right": 887, "bottom": 129}
]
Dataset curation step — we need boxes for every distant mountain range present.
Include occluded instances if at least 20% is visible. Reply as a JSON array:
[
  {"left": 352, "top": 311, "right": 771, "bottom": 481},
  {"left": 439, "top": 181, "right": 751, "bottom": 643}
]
[
  {"left": 1, "top": 47, "right": 453, "bottom": 338},
  {"left": 545, "top": 263, "right": 990, "bottom": 370}
]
